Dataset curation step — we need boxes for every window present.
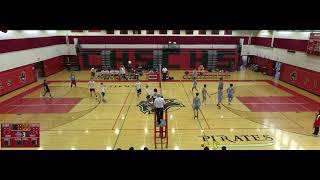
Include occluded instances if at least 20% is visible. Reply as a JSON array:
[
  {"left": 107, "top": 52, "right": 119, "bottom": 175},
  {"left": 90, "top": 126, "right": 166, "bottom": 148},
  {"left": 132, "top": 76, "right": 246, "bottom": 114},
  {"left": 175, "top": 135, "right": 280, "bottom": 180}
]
[
  {"left": 198, "top": 30, "right": 206, "bottom": 35},
  {"left": 185, "top": 30, "right": 193, "bottom": 35},
  {"left": 224, "top": 30, "right": 232, "bottom": 35},
  {"left": 172, "top": 30, "right": 180, "bottom": 35},
  {"left": 106, "top": 30, "right": 114, "bottom": 34},
  {"left": 146, "top": 30, "right": 154, "bottom": 34},
  {"left": 133, "top": 30, "right": 141, "bottom": 34},
  {"left": 159, "top": 30, "right": 167, "bottom": 34},
  {"left": 211, "top": 30, "right": 220, "bottom": 35},
  {"left": 120, "top": 30, "right": 128, "bottom": 34}
]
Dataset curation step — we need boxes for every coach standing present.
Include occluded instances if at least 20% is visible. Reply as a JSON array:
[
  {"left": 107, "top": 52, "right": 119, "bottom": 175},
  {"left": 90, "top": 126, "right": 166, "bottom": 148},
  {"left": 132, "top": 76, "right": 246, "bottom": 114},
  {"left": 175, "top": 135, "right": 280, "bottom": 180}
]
[{"left": 154, "top": 94, "right": 166, "bottom": 126}]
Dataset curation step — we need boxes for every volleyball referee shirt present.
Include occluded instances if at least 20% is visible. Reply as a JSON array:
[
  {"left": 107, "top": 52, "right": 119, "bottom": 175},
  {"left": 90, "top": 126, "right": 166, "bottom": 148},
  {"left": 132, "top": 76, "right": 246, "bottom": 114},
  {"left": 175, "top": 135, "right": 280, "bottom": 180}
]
[{"left": 154, "top": 97, "right": 165, "bottom": 108}]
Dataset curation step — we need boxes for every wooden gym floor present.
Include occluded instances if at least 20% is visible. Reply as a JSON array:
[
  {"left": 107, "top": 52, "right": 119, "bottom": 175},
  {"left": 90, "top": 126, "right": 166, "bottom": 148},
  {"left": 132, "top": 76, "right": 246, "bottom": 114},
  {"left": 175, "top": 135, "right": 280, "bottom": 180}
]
[{"left": 1, "top": 68, "right": 320, "bottom": 150}]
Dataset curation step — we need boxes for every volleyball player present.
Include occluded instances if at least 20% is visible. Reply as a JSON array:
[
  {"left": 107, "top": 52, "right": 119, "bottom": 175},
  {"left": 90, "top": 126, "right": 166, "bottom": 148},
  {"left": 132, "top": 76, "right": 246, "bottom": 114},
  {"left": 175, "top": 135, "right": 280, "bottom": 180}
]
[
  {"left": 135, "top": 80, "right": 142, "bottom": 97},
  {"left": 42, "top": 79, "right": 52, "bottom": 97},
  {"left": 192, "top": 68, "right": 197, "bottom": 79},
  {"left": 193, "top": 92, "right": 201, "bottom": 119},
  {"left": 70, "top": 73, "right": 76, "bottom": 88},
  {"left": 100, "top": 82, "right": 106, "bottom": 102},
  {"left": 227, "top": 84, "right": 235, "bottom": 105},
  {"left": 145, "top": 84, "right": 151, "bottom": 101},
  {"left": 88, "top": 78, "right": 97, "bottom": 98},
  {"left": 217, "top": 77, "right": 223, "bottom": 109},
  {"left": 191, "top": 77, "right": 198, "bottom": 92},
  {"left": 90, "top": 67, "right": 95, "bottom": 78},
  {"left": 201, "top": 84, "right": 210, "bottom": 105}
]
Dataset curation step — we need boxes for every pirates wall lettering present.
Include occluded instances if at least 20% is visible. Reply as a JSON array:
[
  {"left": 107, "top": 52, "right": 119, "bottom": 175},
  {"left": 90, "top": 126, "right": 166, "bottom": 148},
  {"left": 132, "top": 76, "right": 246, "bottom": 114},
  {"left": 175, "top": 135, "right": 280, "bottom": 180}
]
[
  {"left": 0, "top": 80, "right": 2, "bottom": 89},
  {"left": 200, "top": 134, "right": 274, "bottom": 144},
  {"left": 304, "top": 78, "right": 310, "bottom": 85},
  {"left": 314, "top": 80, "right": 318, "bottom": 88}
]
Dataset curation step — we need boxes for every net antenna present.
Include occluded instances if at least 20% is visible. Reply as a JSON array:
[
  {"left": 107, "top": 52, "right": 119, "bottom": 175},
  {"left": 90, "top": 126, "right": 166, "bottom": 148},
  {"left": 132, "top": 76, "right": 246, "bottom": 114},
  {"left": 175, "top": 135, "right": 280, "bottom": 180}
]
[{"left": 159, "top": 61, "right": 162, "bottom": 96}]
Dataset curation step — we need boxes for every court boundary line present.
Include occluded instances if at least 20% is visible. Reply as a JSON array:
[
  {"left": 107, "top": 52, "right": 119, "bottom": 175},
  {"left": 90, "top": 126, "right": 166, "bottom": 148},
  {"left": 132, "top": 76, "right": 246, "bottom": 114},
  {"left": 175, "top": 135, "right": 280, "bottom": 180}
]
[{"left": 111, "top": 90, "right": 132, "bottom": 130}]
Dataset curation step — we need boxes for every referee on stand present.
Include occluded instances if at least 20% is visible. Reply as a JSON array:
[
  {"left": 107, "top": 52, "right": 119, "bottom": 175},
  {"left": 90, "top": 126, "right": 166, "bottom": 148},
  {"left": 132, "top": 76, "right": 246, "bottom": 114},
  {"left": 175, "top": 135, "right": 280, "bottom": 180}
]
[{"left": 154, "top": 94, "right": 166, "bottom": 126}]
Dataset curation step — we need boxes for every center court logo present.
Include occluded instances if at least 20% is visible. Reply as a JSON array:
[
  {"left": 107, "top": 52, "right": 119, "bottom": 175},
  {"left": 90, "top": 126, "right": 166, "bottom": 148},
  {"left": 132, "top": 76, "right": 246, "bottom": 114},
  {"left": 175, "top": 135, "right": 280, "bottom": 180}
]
[{"left": 137, "top": 98, "right": 185, "bottom": 113}]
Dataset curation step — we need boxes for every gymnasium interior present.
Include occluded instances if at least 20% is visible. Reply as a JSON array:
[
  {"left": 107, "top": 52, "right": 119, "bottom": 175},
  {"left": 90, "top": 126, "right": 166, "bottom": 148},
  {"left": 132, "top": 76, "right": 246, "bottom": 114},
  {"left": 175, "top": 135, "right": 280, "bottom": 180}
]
[{"left": 0, "top": 30, "right": 319, "bottom": 150}]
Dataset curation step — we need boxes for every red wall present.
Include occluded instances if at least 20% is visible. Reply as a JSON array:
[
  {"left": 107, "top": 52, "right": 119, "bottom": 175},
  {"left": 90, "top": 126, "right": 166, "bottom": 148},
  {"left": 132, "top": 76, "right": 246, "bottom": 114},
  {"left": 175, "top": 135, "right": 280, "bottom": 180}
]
[
  {"left": 251, "top": 37, "right": 272, "bottom": 47},
  {"left": 88, "top": 54, "right": 102, "bottom": 66},
  {"left": 0, "top": 64, "right": 36, "bottom": 96},
  {"left": 273, "top": 38, "right": 307, "bottom": 52},
  {"left": 252, "top": 56, "right": 274, "bottom": 76},
  {"left": 168, "top": 51, "right": 190, "bottom": 70},
  {"left": 280, "top": 64, "right": 320, "bottom": 96},
  {"left": 43, "top": 56, "right": 65, "bottom": 77},
  {"left": 251, "top": 37, "right": 308, "bottom": 52},
  {"left": 0, "top": 36, "right": 66, "bottom": 54}
]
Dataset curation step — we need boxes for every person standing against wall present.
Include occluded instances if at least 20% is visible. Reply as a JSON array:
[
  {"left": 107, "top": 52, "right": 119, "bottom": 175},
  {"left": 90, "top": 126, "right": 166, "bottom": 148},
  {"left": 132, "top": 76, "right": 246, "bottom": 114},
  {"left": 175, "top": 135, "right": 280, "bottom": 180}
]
[
  {"left": 90, "top": 67, "right": 95, "bottom": 78},
  {"left": 313, "top": 110, "right": 320, "bottom": 136}
]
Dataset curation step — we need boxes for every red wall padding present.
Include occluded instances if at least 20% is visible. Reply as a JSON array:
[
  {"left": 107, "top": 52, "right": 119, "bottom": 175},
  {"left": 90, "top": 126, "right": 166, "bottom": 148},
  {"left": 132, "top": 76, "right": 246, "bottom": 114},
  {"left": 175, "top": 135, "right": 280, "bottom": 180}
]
[
  {"left": 280, "top": 64, "right": 320, "bottom": 96},
  {"left": 251, "top": 37, "right": 272, "bottom": 47},
  {"left": 251, "top": 37, "right": 308, "bottom": 52},
  {"left": 0, "top": 64, "right": 36, "bottom": 96},
  {"left": 252, "top": 56, "right": 274, "bottom": 76},
  {"left": 167, "top": 51, "right": 190, "bottom": 70},
  {"left": 43, "top": 56, "right": 65, "bottom": 77},
  {"left": 87, "top": 54, "right": 102, "bottom": 66},
  {"left": 273, "top": 38, "right": 308, "bottom": 52},
  {"left": 0, "top": 36, "right": 65, "bottom": 54}
]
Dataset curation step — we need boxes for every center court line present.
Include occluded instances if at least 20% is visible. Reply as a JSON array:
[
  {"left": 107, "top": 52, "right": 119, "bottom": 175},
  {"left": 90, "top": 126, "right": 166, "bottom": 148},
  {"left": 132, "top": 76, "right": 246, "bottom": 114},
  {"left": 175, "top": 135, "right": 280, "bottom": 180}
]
[
  {"left": 180, "top": 82, "right": 212, "bottom": 148},
  {"left": 112, "top": 91, "right": 135, "bottom": 150},
  {"left": 111, "top": 90, "right": 132, "bottom": 130}
]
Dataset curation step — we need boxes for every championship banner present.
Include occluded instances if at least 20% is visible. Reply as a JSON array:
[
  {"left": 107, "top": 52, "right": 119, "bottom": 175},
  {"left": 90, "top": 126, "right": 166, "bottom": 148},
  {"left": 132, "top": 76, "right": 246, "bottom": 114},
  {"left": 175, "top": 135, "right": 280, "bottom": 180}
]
[{"left": 307, "top": 32, "right": 320, "bottom": 55}]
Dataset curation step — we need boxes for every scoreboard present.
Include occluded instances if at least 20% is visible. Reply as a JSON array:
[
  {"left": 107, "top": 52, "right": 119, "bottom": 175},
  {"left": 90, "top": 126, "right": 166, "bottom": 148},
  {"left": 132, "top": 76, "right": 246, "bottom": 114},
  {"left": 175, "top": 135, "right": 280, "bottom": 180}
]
[
  {"left": 1, "top": 123, "right": 40, "bottom": 148},
  {"left": 307, "top": 32, "right": 320, "bottom": 56}
]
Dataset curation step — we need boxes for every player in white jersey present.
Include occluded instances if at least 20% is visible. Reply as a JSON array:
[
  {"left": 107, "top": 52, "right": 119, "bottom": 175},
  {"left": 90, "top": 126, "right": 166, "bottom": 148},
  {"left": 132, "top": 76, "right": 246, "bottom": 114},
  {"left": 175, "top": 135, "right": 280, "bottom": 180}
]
[
  {"left": 88, "top": 78, "right": 97, "bottom": 98},
  {"left": 145, "top": 84, "right": 151, "bottom": 100},
  {"left": 100, "top": 82, "right": 106, "bottom": 102},
  {"left": 135, "top": 80, "right": 142, "bottom": 97}
]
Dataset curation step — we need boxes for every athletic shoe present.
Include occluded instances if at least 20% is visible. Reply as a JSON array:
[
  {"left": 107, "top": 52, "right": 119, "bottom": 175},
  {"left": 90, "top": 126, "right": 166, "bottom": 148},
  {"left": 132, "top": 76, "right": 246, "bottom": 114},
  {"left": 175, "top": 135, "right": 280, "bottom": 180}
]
[
  {"left": 160, "top": 119, "right": 166, "bottom": 127},
  {"left": 156, "top": 122, "right": 161, "bottom": 127}
]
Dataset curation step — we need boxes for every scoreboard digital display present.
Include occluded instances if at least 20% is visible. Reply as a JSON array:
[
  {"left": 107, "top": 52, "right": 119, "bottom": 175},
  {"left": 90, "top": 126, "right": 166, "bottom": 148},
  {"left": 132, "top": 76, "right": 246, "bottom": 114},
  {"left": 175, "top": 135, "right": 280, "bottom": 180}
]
[{"left": 1, "top": 123, "right": 40, "bottom": 148}]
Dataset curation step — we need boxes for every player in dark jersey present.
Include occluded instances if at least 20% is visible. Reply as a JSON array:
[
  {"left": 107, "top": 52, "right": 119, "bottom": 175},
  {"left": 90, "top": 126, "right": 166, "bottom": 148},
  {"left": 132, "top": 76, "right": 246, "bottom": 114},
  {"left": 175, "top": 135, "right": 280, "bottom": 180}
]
[{"left": 42, "top": 79, "right": 52, "bottom": 97}]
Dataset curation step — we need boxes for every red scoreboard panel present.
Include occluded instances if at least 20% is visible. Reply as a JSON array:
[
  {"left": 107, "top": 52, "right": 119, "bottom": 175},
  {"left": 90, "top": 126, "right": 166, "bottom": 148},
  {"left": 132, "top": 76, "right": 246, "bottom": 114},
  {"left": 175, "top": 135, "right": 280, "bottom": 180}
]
[
  {"left": 1, "top": 123, "right": 40, "bottom": 148},
  {"left": 307, "top": 33, "right": 320, "bottom": 55}
]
